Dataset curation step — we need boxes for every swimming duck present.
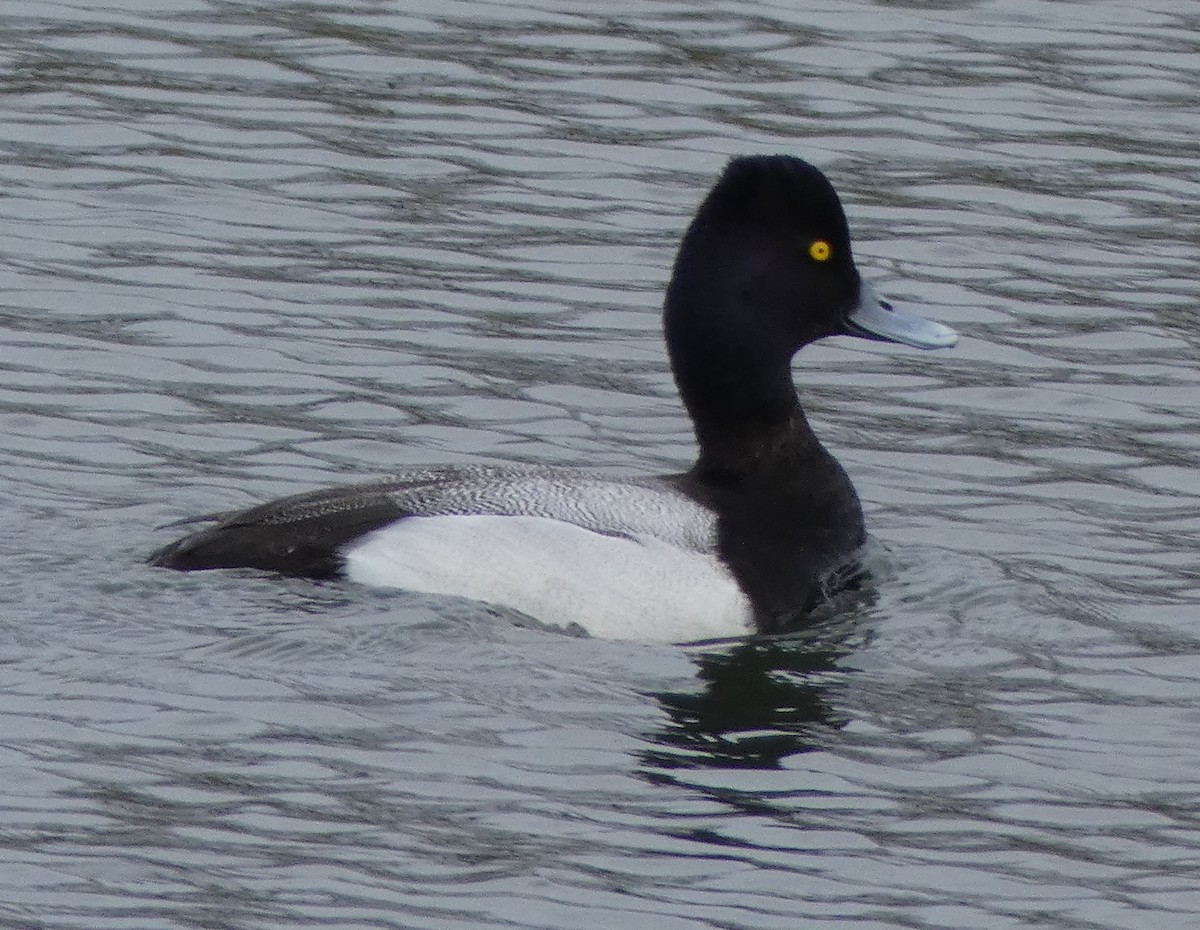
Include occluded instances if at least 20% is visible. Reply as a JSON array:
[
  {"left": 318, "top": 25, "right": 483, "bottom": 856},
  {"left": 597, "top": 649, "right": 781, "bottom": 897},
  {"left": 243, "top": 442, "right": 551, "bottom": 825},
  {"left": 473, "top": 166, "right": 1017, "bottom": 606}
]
[{"left": 150, "top": 155, "right": 957, "bottom": 642}]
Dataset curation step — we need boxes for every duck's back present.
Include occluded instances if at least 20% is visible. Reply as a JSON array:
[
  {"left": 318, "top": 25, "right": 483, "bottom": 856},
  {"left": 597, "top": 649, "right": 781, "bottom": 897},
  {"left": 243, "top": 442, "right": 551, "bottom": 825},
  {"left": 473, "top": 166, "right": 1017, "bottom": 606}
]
[{"left": 150, "top": 463, "right": 716, "bottom": 572}]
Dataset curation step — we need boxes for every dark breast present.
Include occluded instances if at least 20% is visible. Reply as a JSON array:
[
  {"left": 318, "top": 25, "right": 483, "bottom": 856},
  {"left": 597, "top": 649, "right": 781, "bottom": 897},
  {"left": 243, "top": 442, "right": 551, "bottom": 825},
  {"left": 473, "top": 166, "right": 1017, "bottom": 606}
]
[{"left": 673, "top": 445, "right": 866, "bottom": 633}]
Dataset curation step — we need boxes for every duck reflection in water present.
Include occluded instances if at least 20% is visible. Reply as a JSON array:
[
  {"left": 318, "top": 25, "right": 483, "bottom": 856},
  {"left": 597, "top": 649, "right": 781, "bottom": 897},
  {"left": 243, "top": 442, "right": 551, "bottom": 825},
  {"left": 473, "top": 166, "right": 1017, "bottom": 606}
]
[{"left": 641, "top": 590, "right": 875, "bottom": 772}]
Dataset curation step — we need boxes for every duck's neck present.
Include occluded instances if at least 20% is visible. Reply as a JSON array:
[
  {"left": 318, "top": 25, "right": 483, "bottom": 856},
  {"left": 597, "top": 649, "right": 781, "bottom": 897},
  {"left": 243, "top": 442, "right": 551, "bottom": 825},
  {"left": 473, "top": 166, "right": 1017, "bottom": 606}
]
[{"left": 669, "top": 340, "right": 828, "bottom": 483}]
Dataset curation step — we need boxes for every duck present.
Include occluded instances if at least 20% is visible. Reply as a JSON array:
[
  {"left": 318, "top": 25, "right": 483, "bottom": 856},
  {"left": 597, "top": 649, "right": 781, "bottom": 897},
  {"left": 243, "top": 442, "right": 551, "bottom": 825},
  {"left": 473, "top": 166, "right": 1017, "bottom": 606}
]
[{"left": 150, "top": 155, "right": 957, "bottom": 642}]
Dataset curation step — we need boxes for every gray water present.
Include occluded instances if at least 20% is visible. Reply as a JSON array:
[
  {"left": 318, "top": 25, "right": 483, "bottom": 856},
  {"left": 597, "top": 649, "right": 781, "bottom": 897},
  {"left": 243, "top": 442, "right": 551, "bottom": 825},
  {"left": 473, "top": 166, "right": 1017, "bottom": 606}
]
[{"left": 2, "top": 1, "right": 1199, "bottom": 927}]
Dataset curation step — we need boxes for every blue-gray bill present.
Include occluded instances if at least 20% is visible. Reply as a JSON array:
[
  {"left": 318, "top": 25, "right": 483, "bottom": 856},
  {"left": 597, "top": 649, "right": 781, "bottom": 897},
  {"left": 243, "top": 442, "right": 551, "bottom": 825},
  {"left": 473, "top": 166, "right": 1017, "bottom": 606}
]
[{"left": 845, "top": 281, "right": 958, "bottom": 349}]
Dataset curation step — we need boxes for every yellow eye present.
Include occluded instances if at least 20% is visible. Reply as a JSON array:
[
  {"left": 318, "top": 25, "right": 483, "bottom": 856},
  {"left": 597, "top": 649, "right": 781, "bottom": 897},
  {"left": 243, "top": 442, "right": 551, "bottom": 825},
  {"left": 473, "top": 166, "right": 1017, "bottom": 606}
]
[{"left": 809, "top": 240, "right": 832, "bottom": 262}]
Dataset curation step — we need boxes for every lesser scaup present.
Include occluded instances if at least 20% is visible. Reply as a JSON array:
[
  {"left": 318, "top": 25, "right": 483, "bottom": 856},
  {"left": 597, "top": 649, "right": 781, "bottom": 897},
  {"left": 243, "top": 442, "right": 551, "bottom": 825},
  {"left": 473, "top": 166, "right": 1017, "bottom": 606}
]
[{"left": 150, "top": 155, "right": 957, "bottom": 642}]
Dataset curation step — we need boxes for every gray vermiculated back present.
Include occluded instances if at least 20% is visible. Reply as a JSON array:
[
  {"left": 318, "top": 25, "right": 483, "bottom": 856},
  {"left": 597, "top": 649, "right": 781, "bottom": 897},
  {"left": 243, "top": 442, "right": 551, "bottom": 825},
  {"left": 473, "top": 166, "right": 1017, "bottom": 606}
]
[{"left": 274, "top": 464, "right": 718, "bottom": 552}]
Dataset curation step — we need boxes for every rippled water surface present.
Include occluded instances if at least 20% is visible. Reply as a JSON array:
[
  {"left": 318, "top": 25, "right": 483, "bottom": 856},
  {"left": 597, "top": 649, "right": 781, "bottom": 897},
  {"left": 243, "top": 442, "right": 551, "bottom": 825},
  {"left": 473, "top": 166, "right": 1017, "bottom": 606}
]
[{"left": 2, "top": 1, "right": 1199, "bottom": 927}]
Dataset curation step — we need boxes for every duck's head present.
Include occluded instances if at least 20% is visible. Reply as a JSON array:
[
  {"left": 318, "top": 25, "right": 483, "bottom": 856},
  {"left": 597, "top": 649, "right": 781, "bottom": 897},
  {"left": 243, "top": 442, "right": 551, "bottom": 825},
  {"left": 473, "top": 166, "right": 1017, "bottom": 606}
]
[{"left": 664, "top": 155, "right": 957, "bottom": 374}]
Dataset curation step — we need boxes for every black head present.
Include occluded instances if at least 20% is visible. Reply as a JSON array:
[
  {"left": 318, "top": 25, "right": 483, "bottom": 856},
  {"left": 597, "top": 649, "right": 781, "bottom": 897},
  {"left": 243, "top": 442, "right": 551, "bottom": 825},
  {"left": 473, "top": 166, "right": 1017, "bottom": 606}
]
[
  {"left": 664, "top": 155, "right": 862, "bottom": 364},
  {"left": 662, "top": 156, "right": 866, "bottom": 437}
]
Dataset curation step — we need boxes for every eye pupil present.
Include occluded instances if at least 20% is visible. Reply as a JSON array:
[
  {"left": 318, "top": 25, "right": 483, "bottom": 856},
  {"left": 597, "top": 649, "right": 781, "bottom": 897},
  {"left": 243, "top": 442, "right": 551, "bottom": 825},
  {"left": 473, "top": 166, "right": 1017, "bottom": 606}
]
[{"left": 809, "top": 240, "right": 831, "bottom": 262}]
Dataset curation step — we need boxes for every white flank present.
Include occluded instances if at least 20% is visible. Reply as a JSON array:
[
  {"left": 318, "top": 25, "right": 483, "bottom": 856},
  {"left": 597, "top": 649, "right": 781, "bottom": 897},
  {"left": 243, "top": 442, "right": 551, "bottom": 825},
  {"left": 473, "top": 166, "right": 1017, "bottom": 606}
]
[{"left": 343, "top": 515, "right": 754, "bottom": 643}]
